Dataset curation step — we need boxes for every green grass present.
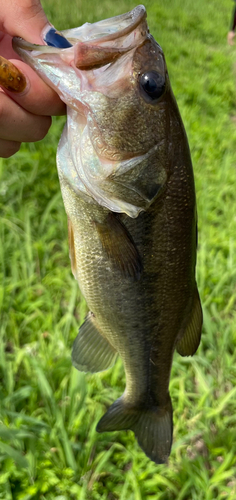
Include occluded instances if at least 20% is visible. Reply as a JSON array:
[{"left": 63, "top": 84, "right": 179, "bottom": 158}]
[{"left": 1, "top": 0, "right": 236, "bottom": 498}]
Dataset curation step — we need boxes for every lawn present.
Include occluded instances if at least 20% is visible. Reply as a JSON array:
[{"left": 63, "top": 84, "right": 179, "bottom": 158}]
[{"left": 1, "top": 0, "right": 236, "bottom": 498}]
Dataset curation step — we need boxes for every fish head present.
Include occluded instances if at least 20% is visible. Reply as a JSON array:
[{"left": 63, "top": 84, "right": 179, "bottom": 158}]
[{"left": 13, "top": 6, "right": 179, "bottom": 217}]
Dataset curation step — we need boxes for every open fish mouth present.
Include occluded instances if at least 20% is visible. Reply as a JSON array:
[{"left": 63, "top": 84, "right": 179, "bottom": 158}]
[
  {"left": 12, "top": 5, "right": 166, "bottom": 218},
  {"left": 13, "top": 5, "right": 148, "bottom": 70}
]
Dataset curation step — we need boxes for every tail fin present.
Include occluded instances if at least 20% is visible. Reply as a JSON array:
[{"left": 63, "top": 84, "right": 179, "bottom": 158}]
[{"left": 96, "top": 395, "right": 173, "bottom": 464}]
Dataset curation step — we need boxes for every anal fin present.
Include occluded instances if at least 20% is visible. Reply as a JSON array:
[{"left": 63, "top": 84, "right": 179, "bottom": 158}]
[
  {"left": 176, "top": 287, "right": 203, "bottom": 356},
  {"left": 72, "top": 312, "right": 117, "bottom": 373},
  {"left": 94, "top": 212, "right": 142, "bottom": 280}
]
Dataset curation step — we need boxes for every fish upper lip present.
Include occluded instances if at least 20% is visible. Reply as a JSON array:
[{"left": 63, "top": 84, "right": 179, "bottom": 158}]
[
  {"left": 85, "top": 4, "right": 147, "bottom": 44},
  {"left": 13, "top": 5, "right": 147, "bottom": 53}
]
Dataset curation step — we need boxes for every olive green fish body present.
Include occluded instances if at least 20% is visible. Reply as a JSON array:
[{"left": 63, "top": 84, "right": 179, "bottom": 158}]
[
  {"left": 14, "top": 5, "right": 203, "bottom": 463},
  {"left": 59, "top": 99, "right": 201, "bottom": 462}
]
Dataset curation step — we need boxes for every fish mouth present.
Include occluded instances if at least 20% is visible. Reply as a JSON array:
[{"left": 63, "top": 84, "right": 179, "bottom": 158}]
[
  {"left": 13, "top": 5, "right": 148, "bottom": 69},
  {"left": 12, "top": 5, "right": 150, "bottom": 151}
]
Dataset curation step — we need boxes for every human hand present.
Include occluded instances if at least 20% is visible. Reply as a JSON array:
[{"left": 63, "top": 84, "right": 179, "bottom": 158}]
[
  {"left": 227, "top": 30, "right": 236, "bottom": 46},
  {"left": 0, "top": 0, "right": 66, "bottom": 158}
]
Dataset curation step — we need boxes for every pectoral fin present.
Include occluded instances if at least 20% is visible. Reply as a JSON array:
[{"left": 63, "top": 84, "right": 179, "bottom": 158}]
[
  {"left": 104, "top": 141, "right": 168, "bottom": 211},
  {"left": 176, "top": 287, "right": 203, "bottom": 356},
  {"left": 72, "top": 312, "right": 117, "bottom": 373},
  {"left": 95, "top": 212, "right": 143, "bottom": 279},
  {"left": 68, "top": 217, "right": 77, "bottom": 279}
]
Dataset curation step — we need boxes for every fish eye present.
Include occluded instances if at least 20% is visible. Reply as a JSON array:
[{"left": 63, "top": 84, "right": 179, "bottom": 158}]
[{"left": 139, "top": 71, "right": 165, "bottom": 103}]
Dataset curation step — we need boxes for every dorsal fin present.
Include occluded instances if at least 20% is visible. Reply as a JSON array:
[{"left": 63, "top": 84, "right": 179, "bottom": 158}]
[{"left": 176, "top": 287, "right": 203, "bottom": 357}]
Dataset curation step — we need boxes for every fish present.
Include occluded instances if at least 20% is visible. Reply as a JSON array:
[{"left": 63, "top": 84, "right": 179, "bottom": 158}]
[{"left": 13, "top": 5, "right": 203, "bottom": 464}]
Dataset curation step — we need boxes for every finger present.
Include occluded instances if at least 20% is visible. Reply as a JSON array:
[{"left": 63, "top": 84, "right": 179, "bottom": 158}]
[
  {"left": 0, "top": 91, "right": 51, "bottom": 142},
  {"left": 2, "top": 0, "right": 50, "bottom": 44},
  {"left": 0, "top": 32, "right": 23, "bottom": 60},
  {"left": 0, "top": 56, "right": 65, "bottom": 116},
  {"left": 0, "top": 138, "right": 21, "bottom": 158},
  {"left": 0, "top": 56, "right": 26, "bottom": 92}
]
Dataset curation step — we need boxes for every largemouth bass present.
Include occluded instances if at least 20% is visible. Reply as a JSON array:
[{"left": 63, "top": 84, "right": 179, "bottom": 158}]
[{"left": 14, "top": 5, "right": 203, "bottom": 464}]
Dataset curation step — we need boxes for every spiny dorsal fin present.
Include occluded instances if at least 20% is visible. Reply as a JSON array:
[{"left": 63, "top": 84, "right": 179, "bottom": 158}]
[
  {"left": 72, "top": 312, "right": 117, "bottom": 373},
  {"left": 176, "top": 287, "right": 203, "bottom": 357},
  {"left": 94, "top": 212, "right": 142, "bottom": 279}
]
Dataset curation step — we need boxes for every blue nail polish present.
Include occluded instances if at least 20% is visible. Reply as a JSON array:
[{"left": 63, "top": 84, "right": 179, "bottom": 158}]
[{"left": 44, "top": 28, "right": 72, "bottom": 48}]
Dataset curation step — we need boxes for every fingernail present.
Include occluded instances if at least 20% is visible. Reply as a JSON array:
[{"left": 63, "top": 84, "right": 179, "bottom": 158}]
[
  {"left": 44, "top": 27, "right": 72, "bottom": 48},
  {"left": 0, "top": 56, "right": 27, "bottom": 93}
]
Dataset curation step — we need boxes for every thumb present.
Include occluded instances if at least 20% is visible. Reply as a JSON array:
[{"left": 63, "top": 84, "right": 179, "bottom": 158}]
[{"left": 2, "top": 0, "right": 51, "bottom": 44}]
